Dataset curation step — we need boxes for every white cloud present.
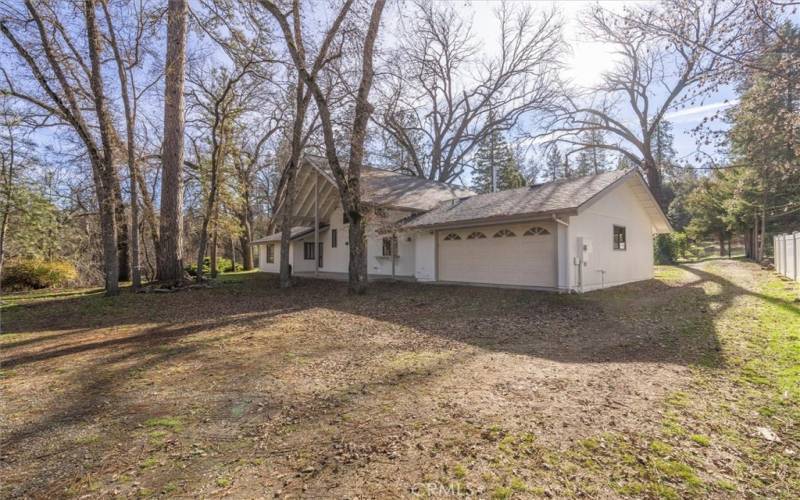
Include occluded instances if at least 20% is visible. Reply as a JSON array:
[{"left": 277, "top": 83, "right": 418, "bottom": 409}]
[{"left": 664, "top": 100, "right": 739, "bottom": 122}]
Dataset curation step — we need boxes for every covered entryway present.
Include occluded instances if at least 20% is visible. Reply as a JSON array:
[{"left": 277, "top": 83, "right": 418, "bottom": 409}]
[{"left": 437, "top": 222, "right": 556, "bottom": 287}]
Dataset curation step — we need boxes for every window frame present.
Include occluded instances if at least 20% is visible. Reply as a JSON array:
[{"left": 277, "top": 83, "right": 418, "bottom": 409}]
[
  {"left": 613, "top": 225, "right": 627, "bottom": 251},
  {"left": 382, "top": 236, "right": 394, "bottom": 256},
  {"left": 443, "top": 233, "right": 462, "bottom": 241},
  {"left": 331, "top": 229, "right": 337, "bottom": 248},
  {"left": 466, "top": 231, "right": 487, "bottom": 239},
  {"left": 266, "top": 243, "right": 275, "bottom": 263},
  {"left": 493, "top": 229, "right": 516, "bottom": 238},
  {"left": 304, "top": 241, "right": 316, "bottom": 260},
  {"left": 523, "top": 226, "right": 550, "bottom": 236}
]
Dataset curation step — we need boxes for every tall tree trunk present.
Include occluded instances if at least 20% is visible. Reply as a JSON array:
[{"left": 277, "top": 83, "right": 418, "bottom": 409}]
[
  {"left": 753, "top": 212, "right": 759, "bottom": 261},
  {"left": 113, "top": 177, "right": 130, "bottom": 281},
  {"left": 230, "top": 236, "right": 237, "bottom": 270},
  {"left": 347, "top": 211, "right": 368, "bottom": 293},
  {"left": 644, "top": 156, "right": 664, "bottom": 211},
  {"left": 136, "top": 168, "right": 160, "bottom": 262},
  {"left": 85, "top": 0, "right": 119, "bottom": 295},
  {"left": 718, "top": 232, "right": 725, "bottom": 256},
  {"left": 0, "top": 119, "right": 16, "bottom": 276},
  {"left": 0, "top": 204, "right": 8, "bottom": 276},
  {"left": 210, "top": 225, "right": 218, "bottom": 278},
  {"left": 238, "top": 209, "right": 254, "bottom": 270},
  {"left": 342, "top": 0, "right": 385, "bottom": 294},
  {"left": 157, "top": 0, "right": 188, "bottom": 284},
  {"left": 238, "top": 186, "right": 254, "bottom": 270},
  {"left": 279, "top": 162, "right": 296, "bottom": 287},
  {"left": 103, "top": 1, "right": 141, "bottom": 288}
]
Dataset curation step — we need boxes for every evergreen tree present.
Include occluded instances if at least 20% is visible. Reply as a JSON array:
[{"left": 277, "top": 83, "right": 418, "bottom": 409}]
[
  {"left": 616, "top": 154, "right": 635, "bottom": 171},
  {"left": 726, "top": 23, "right": 800, "bottom": 257},
  {"left": 472, "top": 129, "right": 516, "bottom": 193},
  {"left": 653, "top": 120, "right": 677, "bottom": 180},
  {"left": 498, "top": 155, "right": 526, "bottom": 190},
  {"left": 576, "top": 123, "right": 609, "bottom": 175},
  {"left": 545, "top": 145, "right": 565, "bottom": 181},
  {"left": 574, "top": 150, "right": 594, "bottom": 177}
]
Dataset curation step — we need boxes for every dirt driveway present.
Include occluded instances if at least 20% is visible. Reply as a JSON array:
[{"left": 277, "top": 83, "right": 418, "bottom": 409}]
[{"left": 1, "top": 259, "right": 797, "bottom": 498}]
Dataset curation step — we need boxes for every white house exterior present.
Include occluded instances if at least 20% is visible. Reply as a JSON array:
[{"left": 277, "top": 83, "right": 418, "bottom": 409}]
[{"left": 254, "top": 156, "right": 671, "bottom": 292}]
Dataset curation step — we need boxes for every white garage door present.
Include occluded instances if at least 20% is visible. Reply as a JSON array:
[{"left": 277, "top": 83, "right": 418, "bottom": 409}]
[{"left": 438, "top": 222, "right": 556, "bottom": 287}]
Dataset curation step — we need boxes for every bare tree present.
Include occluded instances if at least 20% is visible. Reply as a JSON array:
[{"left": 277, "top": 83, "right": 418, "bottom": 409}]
[
  {"left": 157, "top": 0, "right": 188, "bottom": 284},
  {"left": 376, "top": 2, "right": 565, "bottom": 183},
  {"left": 1, "top": 0, "right": 121, "bottom": 294},
  {"left": 187, "top": 62, "right": 254, "bottom": 281},
  {"left": 261, "top": 0, "right": 387, "bottom": 294},
  {"left": 258, "top": 0, "right": 352, "bottom": 288},
  {"left": 231, "top": 115, "right": 282, "bottom": 269},
  {"left": 551, "top": 0, "right": 754, "bottom": 207},
  {"left": 101, "top": 1, "right": 144, "bottom": 288}
]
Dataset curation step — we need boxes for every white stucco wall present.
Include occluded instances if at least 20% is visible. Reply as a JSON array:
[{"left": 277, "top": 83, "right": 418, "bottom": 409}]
[
  {"left": 256, "top": 240, "right": 291, "bottom": 273},
  {"left": 413, "top": 231, "right": 437, "bottom": 281},
  {"left": 566, "top": 179, "right": 655, "bottom": 291},
  {"left": 262, "top": 206, "right": 418, "bottom": 277}
]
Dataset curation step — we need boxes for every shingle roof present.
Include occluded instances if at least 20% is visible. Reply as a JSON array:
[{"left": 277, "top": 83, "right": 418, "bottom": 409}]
[
  {"left": 306, "top": 156, "right": 475, "bottom": 211},
  {"left": 400, "top": 169, "right": 633, "bottom": 229}
]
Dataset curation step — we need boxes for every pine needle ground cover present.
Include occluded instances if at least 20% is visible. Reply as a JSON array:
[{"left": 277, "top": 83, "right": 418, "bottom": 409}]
[{"left": 1, "top": 259, "right": 797, "bottom": 498}]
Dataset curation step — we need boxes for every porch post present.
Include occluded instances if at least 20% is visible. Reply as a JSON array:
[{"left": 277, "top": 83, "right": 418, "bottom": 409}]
[
  {"left": 314, "top": 171, "right": 319, "bottom": 276},
  {"left": 391, "top": 232, "right": 397, "bottom": 281}
]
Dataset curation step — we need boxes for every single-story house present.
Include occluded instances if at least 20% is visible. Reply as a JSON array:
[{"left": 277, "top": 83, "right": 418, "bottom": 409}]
[{"left": 253, "top": 155, "right": 671, "bottom": 292}]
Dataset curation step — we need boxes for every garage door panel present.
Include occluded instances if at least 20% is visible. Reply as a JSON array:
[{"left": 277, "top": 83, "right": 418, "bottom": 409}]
[{"left": 438, "top": 223, "right": 555, "bottom": 287}]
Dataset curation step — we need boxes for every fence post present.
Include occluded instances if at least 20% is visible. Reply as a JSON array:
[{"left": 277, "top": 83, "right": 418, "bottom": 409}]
[{"left": 791, "top": 231, "right": 800, "bottom": 281}]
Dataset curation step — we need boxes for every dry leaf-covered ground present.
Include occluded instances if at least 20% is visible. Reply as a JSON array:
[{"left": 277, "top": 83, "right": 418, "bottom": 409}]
[{"left": 1, "top": 259, "right": 798, "bottom": 498}]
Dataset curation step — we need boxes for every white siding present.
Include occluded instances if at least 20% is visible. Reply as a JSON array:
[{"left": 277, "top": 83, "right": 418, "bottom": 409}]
[
  {"left": 567, "top": 179, "right": 655, "bottom": 291},
  {"left": 256, "top": 240, "right": 293, "bottom": 274},
  {"left": 285, "top": 206, "right": 417, "bottom": 277}
]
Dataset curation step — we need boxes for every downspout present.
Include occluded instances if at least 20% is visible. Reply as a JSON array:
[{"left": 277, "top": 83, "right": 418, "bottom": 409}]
[{"left": 552, "top": 214, "right": 571, "bottom": 293}]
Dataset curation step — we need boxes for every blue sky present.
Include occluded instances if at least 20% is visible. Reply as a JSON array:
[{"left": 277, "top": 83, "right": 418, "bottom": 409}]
[{"left": 456, "top": 0, "right": 744, "bottom": 167}]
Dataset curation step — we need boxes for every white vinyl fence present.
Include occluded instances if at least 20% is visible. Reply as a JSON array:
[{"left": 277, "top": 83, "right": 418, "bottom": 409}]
[{"left": 774, "top": 232, "right": 800, "bottom": 281}]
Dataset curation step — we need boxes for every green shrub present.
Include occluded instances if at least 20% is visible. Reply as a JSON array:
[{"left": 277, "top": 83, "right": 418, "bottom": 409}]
[
  {"left": 184, "top": 257, "right": 242, "bottom": 277},
  {"left": 654, "top": 232, "right": 693, "bottom": 264},
  {"left": 654, "top": 234, "right": 677, "bottom": 264},
  {"left": 1, "top": 259, "right": 78, "bottom": 290}
]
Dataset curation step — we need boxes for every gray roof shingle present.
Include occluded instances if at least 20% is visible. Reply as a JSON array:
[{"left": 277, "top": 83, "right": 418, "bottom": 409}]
[
  {"left": 400, "top": 169, "right": 632, "bottom": 229},
  {"left": 306, "top": 156, "right": 475, "bottom": 211}
]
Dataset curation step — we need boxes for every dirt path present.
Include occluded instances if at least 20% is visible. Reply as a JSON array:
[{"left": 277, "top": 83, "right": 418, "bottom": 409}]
[{"left": 1, "top": 259, "right": 797, "bottom": 498}]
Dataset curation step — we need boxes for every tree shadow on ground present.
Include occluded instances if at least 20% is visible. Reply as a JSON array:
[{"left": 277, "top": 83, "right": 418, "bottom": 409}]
[
  {"left": 4, "top": 262, "right": 768, "bottom": 369},
  {"left": 1, "top": 261, "right": 784, "bottom": 496}
]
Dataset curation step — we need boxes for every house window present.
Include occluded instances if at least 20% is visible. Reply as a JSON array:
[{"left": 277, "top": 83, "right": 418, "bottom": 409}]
[
  {"left": 524, "top": 227, "right": 550, "bottom": 236},
  {"left": 266, "top": 244, "right": 275, "bottom": 263},
  {"left": 342, "top": 212, "right": 349, "bottom": 225},
  {"left": 467, "top": 231, "right": 486, "bottom": 239},
  {"left": 331, "top": 229, "right": 337, "bottom": 248},
  {"left": 613, "top": 225, "right": 627, "bottom": 250},
  {"left": 382, "top": 237, "right": 394, "bottom": 256},
  {"left": 304, "top": 242, "right": 316, "bottom": 260},
  {"left": 493, "top": 229, "right": 516, "bottom": 238},
  {"left": 443, "top": 233, "right": 461, "bottom": 241}
]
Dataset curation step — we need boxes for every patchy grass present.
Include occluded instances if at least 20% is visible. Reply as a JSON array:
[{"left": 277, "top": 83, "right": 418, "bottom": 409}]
[{"left": 1, "top": 261, "right": 798, "bottom": 498}]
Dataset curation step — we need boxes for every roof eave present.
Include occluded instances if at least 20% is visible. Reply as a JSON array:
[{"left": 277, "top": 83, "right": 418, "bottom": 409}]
[
  {"left": 576, "top": 169, "right": 672, "bottom": 234},
  {"left": 400, "top": 209, "right": 580, "bottom": 232}
]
